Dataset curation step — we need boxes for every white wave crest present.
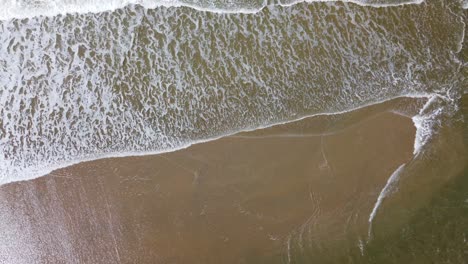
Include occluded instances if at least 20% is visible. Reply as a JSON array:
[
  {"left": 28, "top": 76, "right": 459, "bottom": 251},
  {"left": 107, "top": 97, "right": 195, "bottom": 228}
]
[{"left": 0, "top": 0, "right": 424, "bottom": 20}]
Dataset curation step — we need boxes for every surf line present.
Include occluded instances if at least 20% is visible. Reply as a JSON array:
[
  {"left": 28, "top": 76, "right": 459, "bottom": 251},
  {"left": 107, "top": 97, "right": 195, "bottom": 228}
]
[{"left": 0, "top": 0, "right": 426, "bottom": 21}]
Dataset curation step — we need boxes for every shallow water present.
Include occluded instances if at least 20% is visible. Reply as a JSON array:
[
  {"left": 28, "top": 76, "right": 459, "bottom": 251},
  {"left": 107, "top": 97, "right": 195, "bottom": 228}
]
[{"left": 0, "top": 0, "right": 466, "bottom": 262}]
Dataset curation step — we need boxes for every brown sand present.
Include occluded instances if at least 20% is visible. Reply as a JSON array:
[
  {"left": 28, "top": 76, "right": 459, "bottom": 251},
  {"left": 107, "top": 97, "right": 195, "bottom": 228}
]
[{"left": 0, "top": 98, "right": 418, "bottom": 263}]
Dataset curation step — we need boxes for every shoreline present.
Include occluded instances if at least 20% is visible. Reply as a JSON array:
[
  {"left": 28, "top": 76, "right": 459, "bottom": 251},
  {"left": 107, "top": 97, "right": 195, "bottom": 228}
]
[
  {"left": 0, "top": 94, "right": 430, "bottom": 186},
  {"left": 0, "top": 97, "right": 419, "bottom": 263}
]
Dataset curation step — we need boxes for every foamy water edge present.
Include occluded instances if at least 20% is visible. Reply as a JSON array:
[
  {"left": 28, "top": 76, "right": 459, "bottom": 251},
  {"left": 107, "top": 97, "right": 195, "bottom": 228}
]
[
  {"left": 0, "top": 0, "right": 425, "bottom": 20},
  {"left": 0, "top": 94, "right": 437, "bottom": 186}
]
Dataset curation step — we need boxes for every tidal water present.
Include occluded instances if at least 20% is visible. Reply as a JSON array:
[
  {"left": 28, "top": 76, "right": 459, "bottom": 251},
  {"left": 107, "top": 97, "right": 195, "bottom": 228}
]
[{"left": 0, "top": 0, "right": 466, "bottom": 263}]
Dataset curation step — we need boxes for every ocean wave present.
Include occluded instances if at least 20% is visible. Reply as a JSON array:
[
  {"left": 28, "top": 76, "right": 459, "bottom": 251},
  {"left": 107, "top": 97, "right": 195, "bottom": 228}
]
[
  {"left": 0, "top": 0, "right": 464, "bottom": 185},
  {"left": 0, "top": 0, "right": 424, "bottom": 20}
]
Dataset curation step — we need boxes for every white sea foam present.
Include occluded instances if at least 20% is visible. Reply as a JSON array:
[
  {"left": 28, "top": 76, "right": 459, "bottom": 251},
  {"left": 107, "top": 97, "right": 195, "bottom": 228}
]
[
  {"left": 0, "top": 0, "right": 424, "bottom": 20},
  {"left": 412, "top": 95, "right": 447, "bottom": 156}
]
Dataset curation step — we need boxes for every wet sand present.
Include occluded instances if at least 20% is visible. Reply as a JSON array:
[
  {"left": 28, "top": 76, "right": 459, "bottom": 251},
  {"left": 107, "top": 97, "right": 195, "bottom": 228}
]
[{"left": 0, "top": 98, "right": 419, "bottom": 263}]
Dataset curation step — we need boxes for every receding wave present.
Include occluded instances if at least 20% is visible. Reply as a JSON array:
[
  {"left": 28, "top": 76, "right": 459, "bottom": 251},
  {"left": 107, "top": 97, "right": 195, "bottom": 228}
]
[
  {"left": 0, "top": 0, "right": 465, "bottom": 184},
  {"left": 0, "top": 0, "right": 425, "bottom": 20}
]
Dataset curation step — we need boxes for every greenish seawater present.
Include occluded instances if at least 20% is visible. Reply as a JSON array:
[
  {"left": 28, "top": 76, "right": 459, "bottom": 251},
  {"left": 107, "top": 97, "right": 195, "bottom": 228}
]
[
  {"left": 361, "top": 166, "right": 468, "bottom": 264},
  {"left": 317, "top": 98, "right": 468, "bottom": 264}
]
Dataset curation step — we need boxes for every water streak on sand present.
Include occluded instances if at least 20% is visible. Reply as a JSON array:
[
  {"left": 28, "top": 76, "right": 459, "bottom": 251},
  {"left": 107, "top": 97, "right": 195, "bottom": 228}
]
[{"left": 368, "top": 163, "right": 406, "bottom": 239}]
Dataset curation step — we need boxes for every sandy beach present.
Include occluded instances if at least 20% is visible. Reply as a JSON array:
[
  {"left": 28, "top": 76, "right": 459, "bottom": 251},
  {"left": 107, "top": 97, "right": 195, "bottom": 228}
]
[{"left": 0, "top": 98, "right": 422, "bottom": 263}]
